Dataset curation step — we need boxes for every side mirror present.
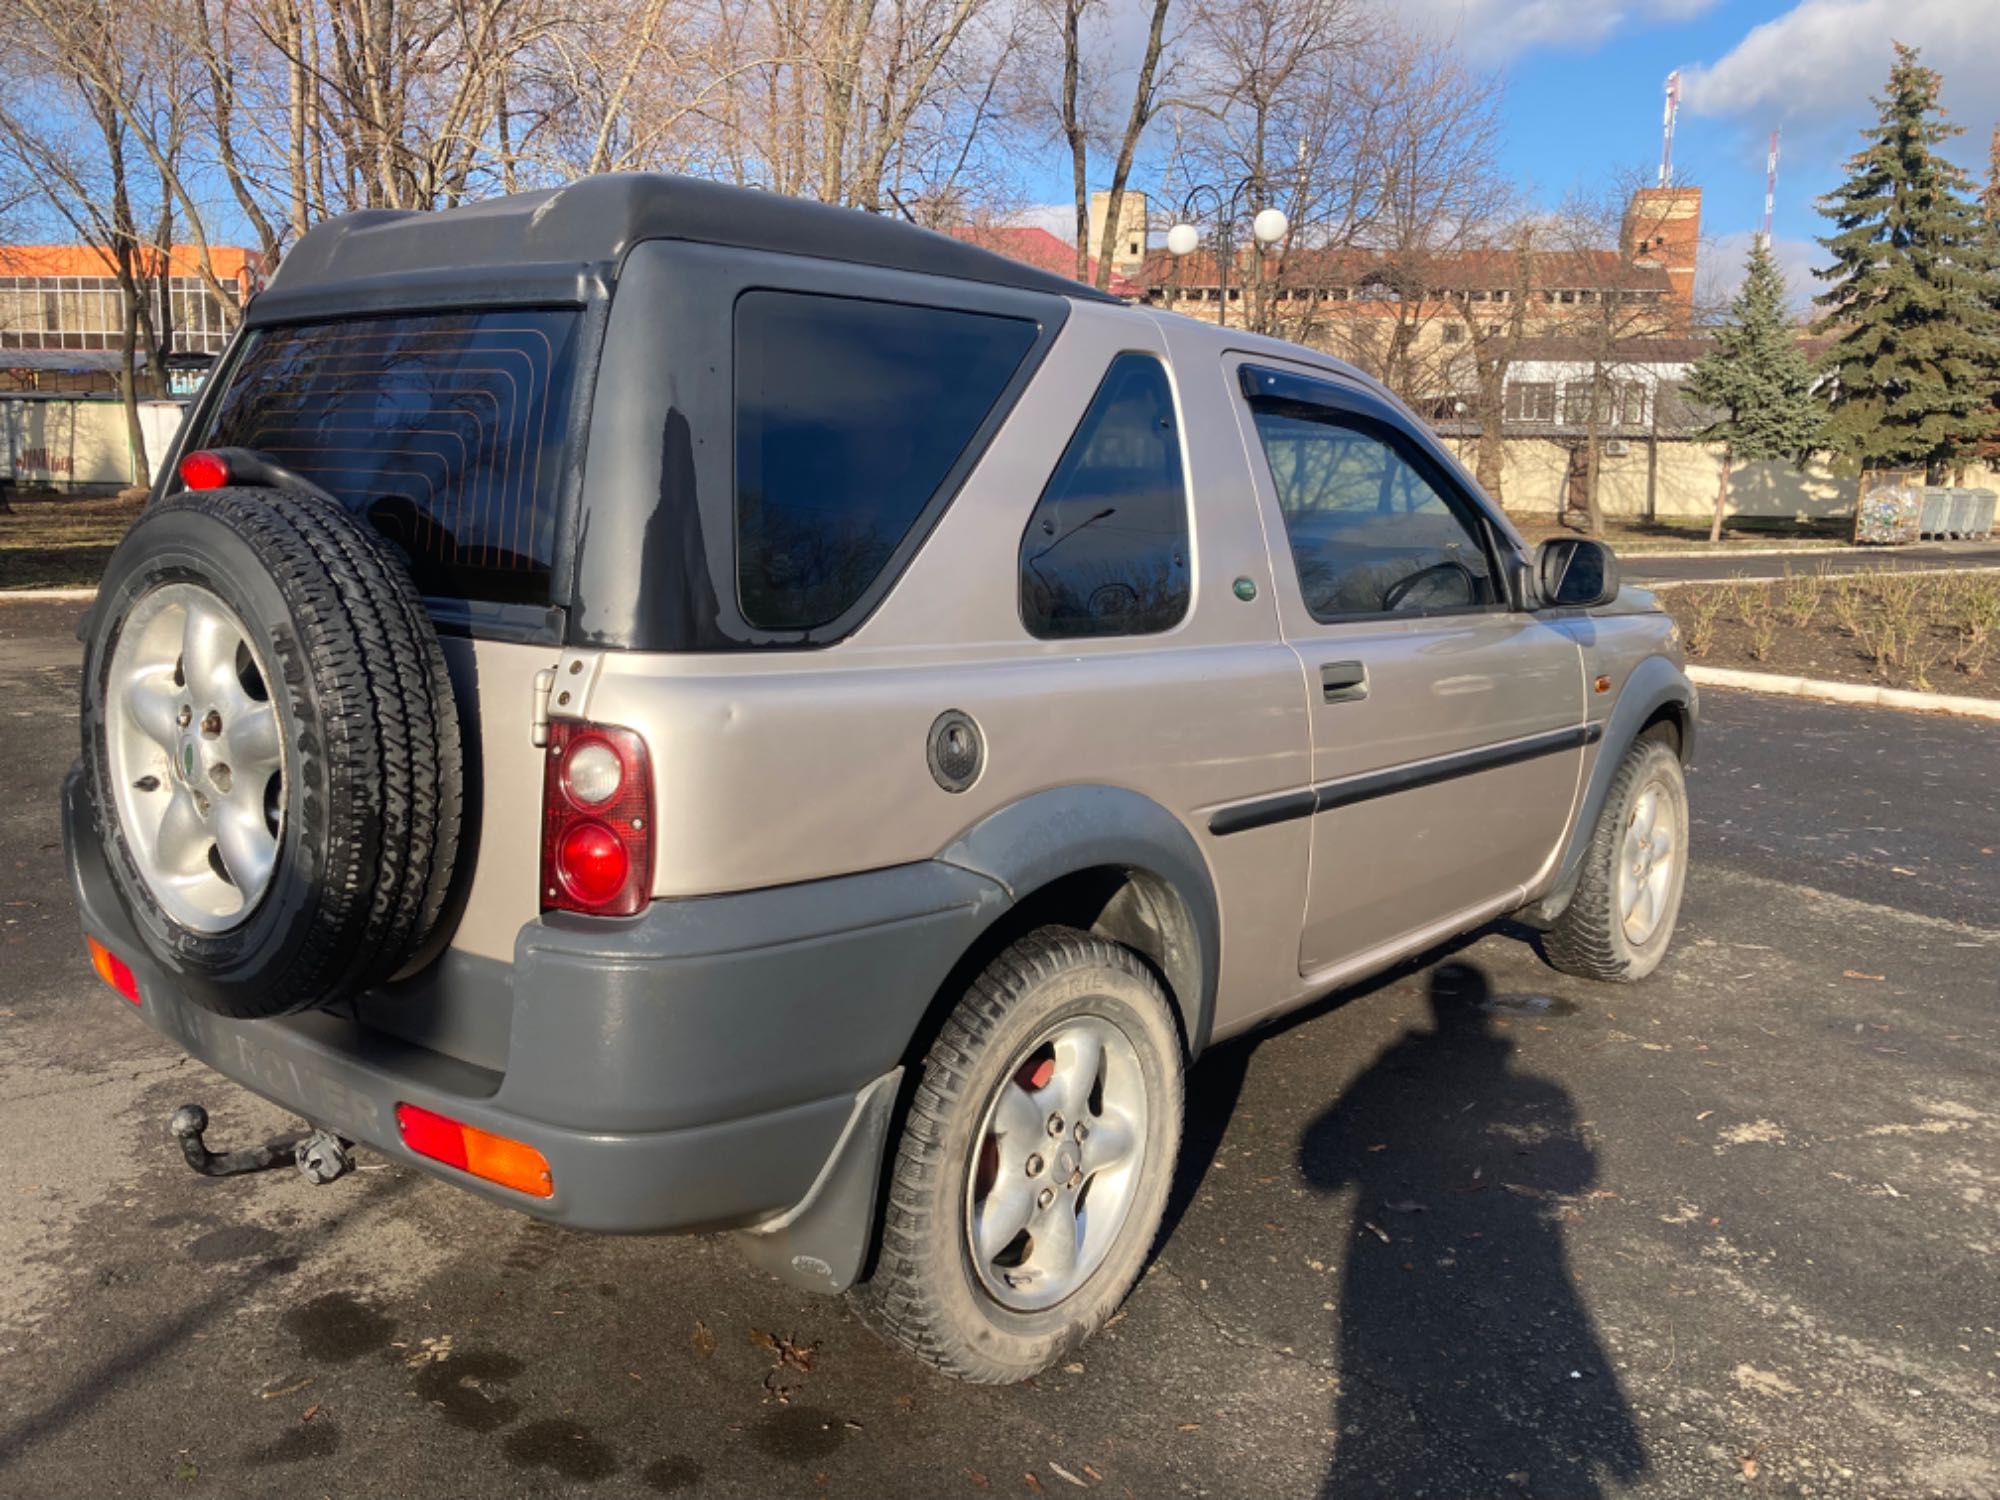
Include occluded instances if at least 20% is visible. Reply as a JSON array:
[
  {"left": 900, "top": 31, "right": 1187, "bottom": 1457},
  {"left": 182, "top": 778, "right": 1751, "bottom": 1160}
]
[{"left": 1534, "top": 537, "right": 1620, "bottom": 609}]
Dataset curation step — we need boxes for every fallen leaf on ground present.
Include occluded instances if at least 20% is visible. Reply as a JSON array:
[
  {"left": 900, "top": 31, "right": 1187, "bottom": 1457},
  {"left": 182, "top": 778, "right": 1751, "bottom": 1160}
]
[
  {"left": 301, "top": 1404, "right": 320, "bottom": 1423},
  {"left": 966, "top": 1472, "right": 990, "bottom": 1490},
  {"left": 259, "top": 1376, "right": 313, "bottom": 1400},
  {"left": 1024, "top": 1472, "right": 1045, "bottom": 1493},
  {"left": 1842, "top": 970, "right": 1886, "bottom": 981},
  {"left": 1361, "top": 1221, "right": 1392, "bottom": 1243},
  {"left": 1082, "top": 1464, "right": 1102, "bottom": 1482},
  {"left": 1177, "top": 1423, "right": 1200, "bottom": 1432},
  {"left": 691, "top": 1322, "right": 716, "bottom": 1359},
  {"left": 1047, "top": 1460, "right": 1087, "bottom": 1487},
  {"left": 1738, "top": 1455, "right": 1760, "bottom": 1479}
]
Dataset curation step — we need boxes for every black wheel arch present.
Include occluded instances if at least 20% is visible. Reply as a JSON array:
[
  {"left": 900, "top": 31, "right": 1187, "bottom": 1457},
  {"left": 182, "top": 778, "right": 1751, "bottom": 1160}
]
[{"left": 936, "top": 784, "right": 1220, "bottom": 1060}]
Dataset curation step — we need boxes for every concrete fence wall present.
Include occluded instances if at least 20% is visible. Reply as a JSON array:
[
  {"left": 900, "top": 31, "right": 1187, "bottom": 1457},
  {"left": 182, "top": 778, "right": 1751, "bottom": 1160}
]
[
  {"left": 1, "top": 397, "right": 186, "bottom": 491},
  {"left": 1442, "top": 434, "right": 2000, "bottom": 521}
]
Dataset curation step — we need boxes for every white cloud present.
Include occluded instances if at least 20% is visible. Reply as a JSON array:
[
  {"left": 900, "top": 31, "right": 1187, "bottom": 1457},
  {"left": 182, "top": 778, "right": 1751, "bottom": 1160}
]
[
  {"left": 1699, "top": 231, "right": 1826, "bottom": 315},
  {"left": 1007, "top": 203, "right": 1081, "bottom": 241},
  {"left": 1680, "top": 0, "right": 1999, "bottom": 148},
  {"left": 1388, "top": 0, "right": 1720, "bottom": 65}
]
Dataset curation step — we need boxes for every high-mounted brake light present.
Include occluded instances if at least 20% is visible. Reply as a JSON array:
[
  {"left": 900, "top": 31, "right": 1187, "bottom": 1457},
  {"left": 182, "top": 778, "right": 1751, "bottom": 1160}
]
[
  {"left": 541, "top": 722, "right": 653, "bottom": 916},
  {"left": 87, "top": 936, "right": 140, "bottom": 1003},
  {"left": 178, "top": 449, "right": 232, "bottom": 490},
  {"left": 395, "top": 1103, "right": 553, "bottom": 1197}
]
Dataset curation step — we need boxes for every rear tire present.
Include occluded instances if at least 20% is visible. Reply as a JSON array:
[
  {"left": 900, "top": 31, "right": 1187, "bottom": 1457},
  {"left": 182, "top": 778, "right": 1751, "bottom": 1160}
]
[
  {"left": 852, "top": 927, "right": 1183, "bottom": 1384},
  {"left": 81, "top": 487, "right": 462, "bottom": 1017},
  {"left": 1543, "top": 731, "right": 1688, "bottom": 983}
]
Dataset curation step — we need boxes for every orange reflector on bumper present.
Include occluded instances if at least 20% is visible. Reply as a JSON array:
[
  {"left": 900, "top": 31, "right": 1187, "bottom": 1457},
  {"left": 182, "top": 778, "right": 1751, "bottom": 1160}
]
[
  {"left": 394, "top": 1102, "right": 553, "bottom": 1198},
  {"left": 87, "top": 937, "right": 140, "bottom": 1003}
]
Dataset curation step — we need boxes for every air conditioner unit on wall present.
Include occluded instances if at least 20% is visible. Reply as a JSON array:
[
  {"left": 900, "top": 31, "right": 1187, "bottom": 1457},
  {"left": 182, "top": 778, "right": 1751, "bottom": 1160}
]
[{"left": 1602, "top": 439, "right": 1630, "bottom": 457}]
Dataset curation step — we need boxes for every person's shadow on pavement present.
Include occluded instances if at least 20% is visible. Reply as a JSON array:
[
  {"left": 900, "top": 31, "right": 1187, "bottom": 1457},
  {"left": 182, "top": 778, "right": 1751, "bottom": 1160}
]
[{"left": 1299, "top": 962, "right": 1647, "bottom": 1499}]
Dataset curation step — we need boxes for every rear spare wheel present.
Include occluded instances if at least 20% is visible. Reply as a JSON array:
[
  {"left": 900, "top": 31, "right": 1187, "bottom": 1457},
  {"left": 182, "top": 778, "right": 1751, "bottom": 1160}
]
[{"left": 81, "top": 486, "right": 462, "bottom": 1018}]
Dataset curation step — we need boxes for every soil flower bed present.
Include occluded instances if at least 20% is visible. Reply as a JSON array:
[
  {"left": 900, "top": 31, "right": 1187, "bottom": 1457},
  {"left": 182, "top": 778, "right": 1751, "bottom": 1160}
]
[{"left": 1660, "top": 567, "right": 2000, "bottom": 701}]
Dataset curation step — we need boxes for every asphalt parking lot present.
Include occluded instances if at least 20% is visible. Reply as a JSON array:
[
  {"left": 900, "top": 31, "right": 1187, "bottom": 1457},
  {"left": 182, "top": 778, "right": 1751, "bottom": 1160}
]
[{"left": 2, "top": 595, "right": 1996, "bottom": 1500}]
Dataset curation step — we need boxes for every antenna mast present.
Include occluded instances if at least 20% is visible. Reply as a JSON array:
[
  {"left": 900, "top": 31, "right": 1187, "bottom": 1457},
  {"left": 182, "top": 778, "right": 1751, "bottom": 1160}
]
[
  {"left": 1658, "top": 71, "right": 1682, "bottom": 188},
  {"left": 1760, "top": 128, "right": 1780, "bottom": 246}
]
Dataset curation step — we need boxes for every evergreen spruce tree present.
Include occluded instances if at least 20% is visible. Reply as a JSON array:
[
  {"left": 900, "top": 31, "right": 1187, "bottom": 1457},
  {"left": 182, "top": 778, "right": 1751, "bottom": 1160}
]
[
  {"left": 1813, "top": 44, "right": 2000, "bottom": 478},
  {"left": 1683, "top": 239, "right": 1824, "bottom": 540}
]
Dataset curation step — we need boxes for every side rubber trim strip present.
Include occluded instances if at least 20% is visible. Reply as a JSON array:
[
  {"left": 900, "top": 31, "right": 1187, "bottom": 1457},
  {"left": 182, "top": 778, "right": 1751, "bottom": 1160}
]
[{"left": 1209, "top": 721, "right": 1603, "bottom": 836}]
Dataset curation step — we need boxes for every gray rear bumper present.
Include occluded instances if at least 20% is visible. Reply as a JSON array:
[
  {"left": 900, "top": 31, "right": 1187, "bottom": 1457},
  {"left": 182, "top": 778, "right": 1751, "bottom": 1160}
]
[{"left": 63, "top": 764, "right": 1004, "bottom": 1242}]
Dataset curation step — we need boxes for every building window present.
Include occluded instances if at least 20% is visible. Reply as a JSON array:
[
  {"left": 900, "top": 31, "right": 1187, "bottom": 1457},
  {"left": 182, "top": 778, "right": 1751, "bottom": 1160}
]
[
  {"left": 1504, "top": 382, "right": 1556, "bottom": 423},
  {"left": 1441, "top": 323, "right": 1464, "bottom": 344}
]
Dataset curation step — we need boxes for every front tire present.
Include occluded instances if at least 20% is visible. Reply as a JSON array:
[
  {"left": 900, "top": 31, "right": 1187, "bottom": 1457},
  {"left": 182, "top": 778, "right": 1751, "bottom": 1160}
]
[
  {"left": 853, "top": 927, "right": 1184, "bottom": 1383},
  {"left": 1543, "top": 730, "right": 1689, "bottom": 982}
]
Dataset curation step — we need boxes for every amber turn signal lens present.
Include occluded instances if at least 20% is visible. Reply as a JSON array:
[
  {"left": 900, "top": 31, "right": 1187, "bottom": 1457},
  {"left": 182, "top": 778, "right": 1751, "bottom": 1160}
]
[
  {"left": 87, "top": 937, "right": 140, "bottom": 1003},
  {"left": 395, "top": 1103, "right": 553, "bottom": 1198}
]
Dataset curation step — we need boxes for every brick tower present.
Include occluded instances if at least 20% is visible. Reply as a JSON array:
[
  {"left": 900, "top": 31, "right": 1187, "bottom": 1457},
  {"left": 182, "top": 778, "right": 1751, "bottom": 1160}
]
[{"left": 1622, "top": 187, "right": 1701, "bottom": 320}]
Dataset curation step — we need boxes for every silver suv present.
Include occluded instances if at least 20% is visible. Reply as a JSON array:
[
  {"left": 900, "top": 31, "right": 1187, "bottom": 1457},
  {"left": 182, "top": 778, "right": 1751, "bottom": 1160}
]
[{"left": 66, "top": 174, "right": 1694, "bottom": 1384}]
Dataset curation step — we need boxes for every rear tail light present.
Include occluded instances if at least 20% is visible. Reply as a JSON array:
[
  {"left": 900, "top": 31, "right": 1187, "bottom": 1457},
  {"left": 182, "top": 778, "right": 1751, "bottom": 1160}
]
[
  {"left": 395, "top": 1103, "right": 553, "bottom": 1197},
  {"left": 87, "top": 937, "right": 140, "bottom": 1003},
  {"left": 178, "top": 449, "right": 232, "bottom": 490},
  {"left": 541, "top": 722, "right": 653, "bottom": 916}
]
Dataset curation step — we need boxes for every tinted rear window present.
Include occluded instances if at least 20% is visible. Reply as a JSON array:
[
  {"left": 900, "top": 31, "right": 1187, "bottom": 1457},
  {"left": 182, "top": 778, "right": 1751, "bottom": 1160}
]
[
  {"left": 734, "top": 290, "right": 1039, "bottom": 631},
  {"left": 197, "top": 309, "right": 581, "bottom": 604}
]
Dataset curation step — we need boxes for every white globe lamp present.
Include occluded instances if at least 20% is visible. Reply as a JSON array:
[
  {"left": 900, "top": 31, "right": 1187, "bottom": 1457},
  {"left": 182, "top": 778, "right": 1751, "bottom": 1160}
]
[
  {"left": 1165, "top": 222, "right": 1201, "bottom": 258},
  {"left": 1252, "top": 208, "right": 1289, "bottom": 247}
]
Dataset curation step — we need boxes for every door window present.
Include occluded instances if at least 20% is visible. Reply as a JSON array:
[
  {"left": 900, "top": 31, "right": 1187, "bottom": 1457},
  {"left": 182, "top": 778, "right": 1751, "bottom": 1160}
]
[
  {"left": 1019, "top": 353, "right": 1190, "bottom": 639},
  {"left": 1246, "top": 389, "right": 1499, "bottom": 621}
]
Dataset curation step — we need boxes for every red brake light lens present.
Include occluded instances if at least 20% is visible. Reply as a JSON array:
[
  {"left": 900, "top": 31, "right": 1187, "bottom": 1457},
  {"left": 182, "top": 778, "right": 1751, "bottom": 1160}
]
[
  {"left": 541, "top": 723, "right": 652, "bottom": 916},
  {"left": 178, "top": 449, "right": 231, "bottom": 490},
  {"left": 555, "top": 821, "right": 630, "bottom": 906}
]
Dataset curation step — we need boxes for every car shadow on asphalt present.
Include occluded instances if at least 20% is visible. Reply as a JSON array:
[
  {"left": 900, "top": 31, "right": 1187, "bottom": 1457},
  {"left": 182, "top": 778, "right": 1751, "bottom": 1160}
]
[{"left": 1162, "top": 947, "right": 1648, "bottom": 1500}]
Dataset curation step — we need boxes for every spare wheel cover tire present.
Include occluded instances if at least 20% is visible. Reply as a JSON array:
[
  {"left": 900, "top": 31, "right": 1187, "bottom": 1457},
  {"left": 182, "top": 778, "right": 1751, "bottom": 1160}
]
[{"left": 80, "top": 486, "right": 463, "bottom": 1019}]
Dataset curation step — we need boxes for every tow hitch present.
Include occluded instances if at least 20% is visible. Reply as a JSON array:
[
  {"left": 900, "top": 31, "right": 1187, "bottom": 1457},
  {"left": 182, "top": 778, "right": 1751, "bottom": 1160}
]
[{"left": 169, "top": 1103, "right": 357, "bottom": 1185}]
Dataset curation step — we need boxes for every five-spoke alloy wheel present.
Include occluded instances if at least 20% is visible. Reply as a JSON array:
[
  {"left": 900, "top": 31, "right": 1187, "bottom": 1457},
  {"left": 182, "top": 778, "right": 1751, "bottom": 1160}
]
[
  {"left": 855, "top": 926, "right": 1183, "bottom": 1383},
  {"left": 106, "top": 583, "right": 287, "bottom": 931},
  {"left": 1543, "top": 728, "right": 1689, "bottom": 982},
  {"left": 966, "top": 1015, "right": 1149, "bottom": 1312}
]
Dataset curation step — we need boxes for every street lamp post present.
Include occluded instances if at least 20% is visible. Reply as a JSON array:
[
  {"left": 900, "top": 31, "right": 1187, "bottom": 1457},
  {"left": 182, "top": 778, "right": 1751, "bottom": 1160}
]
[{"left": 1166, "top": 178, "right": 1289, "bottom": 328}]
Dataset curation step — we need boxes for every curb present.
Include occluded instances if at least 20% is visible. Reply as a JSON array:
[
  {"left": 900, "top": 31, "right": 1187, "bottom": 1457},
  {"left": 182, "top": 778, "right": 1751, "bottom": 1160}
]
[
  {"left": 1687, "top": 664, "right": 2000, "bottom": 720},
  {"left": 0, "top": 587, "right": 98, "bottom": 602},
  {"left": 1613, "top": 543, "right": 1859, "bottom": 560},
  {"left": 1643, "top": 564, "right": 2000, "bottom": 591}
]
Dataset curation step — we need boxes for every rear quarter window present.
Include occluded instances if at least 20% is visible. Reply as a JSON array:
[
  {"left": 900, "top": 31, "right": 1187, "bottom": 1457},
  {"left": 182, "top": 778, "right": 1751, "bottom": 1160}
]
[
  {"left": 195, "top": 309, "right": 582, "bottom": 605},
  {"left": 733, "top": 290, "right": 1039, "bottom": 631}
]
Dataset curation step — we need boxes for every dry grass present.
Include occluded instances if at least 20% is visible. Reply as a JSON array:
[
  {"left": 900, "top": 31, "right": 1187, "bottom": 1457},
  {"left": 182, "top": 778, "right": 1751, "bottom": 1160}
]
[
  {"left": 1508, "top": 513, "right": 1853, "bottom": 554},
  {"left": 0, "top": 490, "right": 146, "bottom": 589},
  {"left": 1668, "top": 567, "right": 2000, "bottom": 696}
]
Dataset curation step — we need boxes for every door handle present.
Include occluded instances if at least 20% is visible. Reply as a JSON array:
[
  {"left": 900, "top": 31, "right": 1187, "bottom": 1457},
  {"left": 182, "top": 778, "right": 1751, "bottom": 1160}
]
[{"left": 1320, "top": 660, "right": 1368, "bottom": 703}]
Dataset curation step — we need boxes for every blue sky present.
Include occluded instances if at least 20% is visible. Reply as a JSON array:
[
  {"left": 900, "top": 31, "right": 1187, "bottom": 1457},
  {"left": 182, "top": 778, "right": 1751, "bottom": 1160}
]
[
  {"left": 1490, "top": 0, "right": 1996, "bottom": 298},
  {"left": 1019, "top": 0, "right": 1998, "bottom": 307}
]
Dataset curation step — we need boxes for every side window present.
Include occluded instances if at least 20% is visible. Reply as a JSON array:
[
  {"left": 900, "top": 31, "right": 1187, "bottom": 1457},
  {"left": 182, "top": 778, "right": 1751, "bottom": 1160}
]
[
  {"left": 736, "top": 290, "right": 1039, "bottom": 631},
  {"left": 1248, "top": 402, "right": 1499, "bottom": 621},
  {"left": 1020, "top": 353, "right": 1190, "bottom": 639}
]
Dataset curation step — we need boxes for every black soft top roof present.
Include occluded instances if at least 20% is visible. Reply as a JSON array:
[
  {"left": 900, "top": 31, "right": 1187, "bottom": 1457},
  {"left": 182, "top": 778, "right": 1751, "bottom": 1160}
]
[{"left": 263, "top": 173, "right": 1119, "bottom": 309}]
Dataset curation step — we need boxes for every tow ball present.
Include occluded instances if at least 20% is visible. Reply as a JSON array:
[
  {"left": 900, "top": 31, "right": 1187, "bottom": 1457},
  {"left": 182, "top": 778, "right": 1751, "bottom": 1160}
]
[{"left": 169, "top": 1103, "right": 357, "bottom": 1185}]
